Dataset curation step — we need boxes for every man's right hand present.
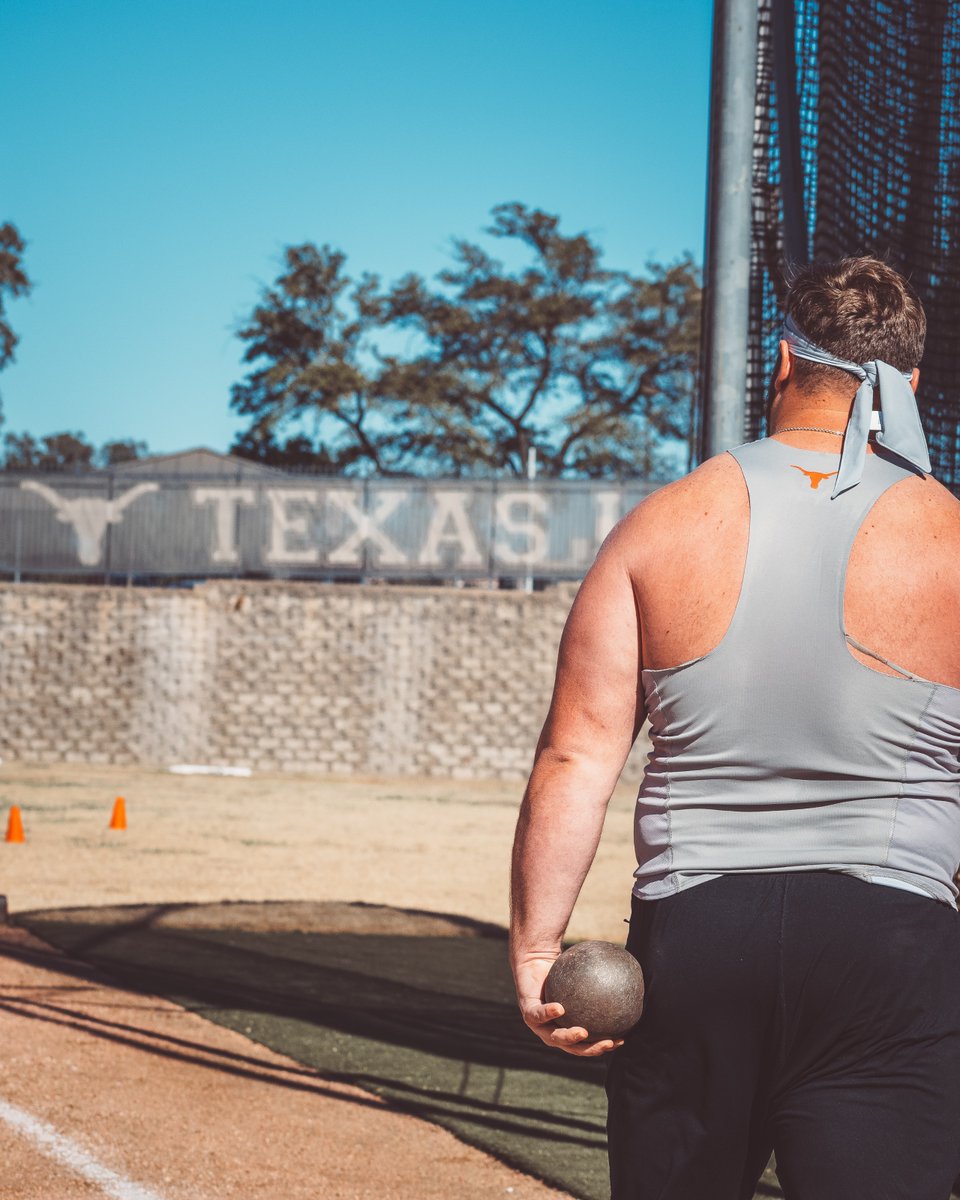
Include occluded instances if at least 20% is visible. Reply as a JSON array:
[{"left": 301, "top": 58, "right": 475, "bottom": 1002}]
[{"left": 513, "top": 952, "right": 624, "bottom": 1057}]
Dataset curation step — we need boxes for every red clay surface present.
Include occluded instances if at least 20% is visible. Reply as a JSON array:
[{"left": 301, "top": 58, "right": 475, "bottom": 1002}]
[{"left": 0, "top": 925, "right": 571, "bottom": 1200}]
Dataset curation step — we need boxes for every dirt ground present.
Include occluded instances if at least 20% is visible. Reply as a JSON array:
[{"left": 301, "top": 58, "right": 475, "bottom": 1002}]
[
  {"left": 0, "top": 761, "right": 641, "bottom": 1200},
  {"left": 0, "top": 923, "right": 569, "bottom": 1200},
  {"left": 0, "top": 762, "right": 641, "bottom": 941}
]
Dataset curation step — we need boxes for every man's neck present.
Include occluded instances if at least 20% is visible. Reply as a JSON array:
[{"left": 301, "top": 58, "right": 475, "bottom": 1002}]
[{"left": 770, "top": 389, "right": 855, "bottom": 435}]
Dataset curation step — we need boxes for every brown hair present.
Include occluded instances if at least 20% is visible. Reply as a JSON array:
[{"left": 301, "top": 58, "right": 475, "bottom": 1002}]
[{"left": 783, "top": 256, "right": 926, "bottom": 394}]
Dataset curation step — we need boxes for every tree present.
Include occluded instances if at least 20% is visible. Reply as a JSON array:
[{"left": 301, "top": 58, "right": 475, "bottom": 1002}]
[
  {"left": 376, "top": 203, "right": 610, "bottom": 476},
  {"left": 571, "top": 257, "right": 702, "bottom": 477},
  {"left": 231, "top": 430, "right": 343, "bottom": 472},
  {"left": 379, "top": 204, "right": 700, "bottom": 478},
  {"left": 2, "top": 432, "right": 148, "bottom": 472},
  {"left": 0, "top": 223, "right": 30, "bottom": 376},
  {"left": 99, "top": 439, "right": 148, "bottom": 467},
  {"left": 231, "top": 245, "right": 396, "bottom": 473},
  {"left": 4, "top": 431, "right": 96, "bottom": 471},
  {"left": 2, "top": 432, "right": 40, "bottom": 471},
  {"left": 232, "top": 205, "right": 701, "bottom": 478},
  {"left": 41, "top": 432, "right": 95, "bottom": 471}
]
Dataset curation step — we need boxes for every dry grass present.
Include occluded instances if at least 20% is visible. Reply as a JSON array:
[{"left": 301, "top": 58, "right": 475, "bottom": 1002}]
[{"left": 0, "top": 762, "right": 640, "bottom": 942}]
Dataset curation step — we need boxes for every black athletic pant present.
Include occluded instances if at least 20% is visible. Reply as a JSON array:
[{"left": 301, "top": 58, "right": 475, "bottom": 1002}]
[{"left": 606, "top": 872, "right": 960, "bottom": 1200}]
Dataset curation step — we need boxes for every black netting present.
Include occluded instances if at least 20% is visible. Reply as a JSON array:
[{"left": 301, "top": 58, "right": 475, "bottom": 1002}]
[{"left": 749, "top": 0, "right": 960, "bottom": 489}]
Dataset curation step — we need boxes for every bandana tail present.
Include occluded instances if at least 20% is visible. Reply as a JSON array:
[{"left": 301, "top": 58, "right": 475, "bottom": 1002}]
[
  {"left": 831, "top": 381, "right": 874, "bottom": 499},
  {"left": 873, "top": 360, "right": 932, "bottom": 477}
]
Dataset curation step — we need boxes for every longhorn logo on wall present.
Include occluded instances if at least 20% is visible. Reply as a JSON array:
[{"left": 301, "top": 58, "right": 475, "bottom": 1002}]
[
  {"left": 9, "top": 478, "right": 657, "bottom": 578},
  {"left": 22, "top": 481, "right": 161, "bottom": 566}
]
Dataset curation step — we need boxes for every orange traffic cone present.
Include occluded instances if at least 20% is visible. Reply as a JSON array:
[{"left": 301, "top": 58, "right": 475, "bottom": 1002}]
[
  {"left": 109, "top": 796, "right": 127, "bottom": 831},
  {"left": 5, "top": 806, "right": 24, "bottom": 843}
]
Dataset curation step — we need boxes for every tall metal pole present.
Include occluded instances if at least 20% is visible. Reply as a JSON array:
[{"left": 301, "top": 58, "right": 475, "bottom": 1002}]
[{"left": 700, "top": 0, "right": 760, "bottom": 460}]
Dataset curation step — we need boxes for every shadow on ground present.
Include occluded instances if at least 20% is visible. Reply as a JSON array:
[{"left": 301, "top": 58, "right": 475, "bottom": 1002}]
[{"left": 12, "top": 901, "right": 790, "bottom": 1199}]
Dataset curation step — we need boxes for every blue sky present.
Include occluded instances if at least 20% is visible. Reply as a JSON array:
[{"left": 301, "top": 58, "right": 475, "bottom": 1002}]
[{"left": 2, "top": 0, "right": 713, "bottom": 455}]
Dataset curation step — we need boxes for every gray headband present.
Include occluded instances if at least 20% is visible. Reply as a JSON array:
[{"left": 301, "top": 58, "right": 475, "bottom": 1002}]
[{"left": 781, "top": 313, "right": 930, "bottom": 498}]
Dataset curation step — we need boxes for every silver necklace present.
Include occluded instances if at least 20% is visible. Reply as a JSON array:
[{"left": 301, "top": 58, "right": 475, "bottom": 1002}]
[{"left": 775, "top": 426, "right": 846, "bottom": 436}]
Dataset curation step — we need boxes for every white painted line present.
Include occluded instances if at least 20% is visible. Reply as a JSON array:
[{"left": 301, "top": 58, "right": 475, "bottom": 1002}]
[
  {"left": 0, "top": 1097, "right": 167, "bottom": 1200},
  {"left": 168, "top": 763, "right": 252, "bottom": 777}
]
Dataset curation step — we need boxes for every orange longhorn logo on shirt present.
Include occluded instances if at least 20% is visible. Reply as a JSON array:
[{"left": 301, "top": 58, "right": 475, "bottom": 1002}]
[{"left": 791, "top": 465, "right": 839, "bottom": 490}]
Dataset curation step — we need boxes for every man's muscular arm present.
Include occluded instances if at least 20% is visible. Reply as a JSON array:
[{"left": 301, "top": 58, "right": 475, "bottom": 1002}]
[{"left": 510, "top": 519, "right": 644, "bottom": 1056}]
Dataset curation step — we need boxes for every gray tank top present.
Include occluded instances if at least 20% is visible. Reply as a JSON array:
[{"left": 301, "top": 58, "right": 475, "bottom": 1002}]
[{"left": 634, "top": 436, "right": 960, "bottom": 907}]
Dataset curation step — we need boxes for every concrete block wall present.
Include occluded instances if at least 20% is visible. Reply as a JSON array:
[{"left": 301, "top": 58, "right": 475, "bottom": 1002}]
[{"left": 0, "top": 582, "right": 650, "bottom": 784}]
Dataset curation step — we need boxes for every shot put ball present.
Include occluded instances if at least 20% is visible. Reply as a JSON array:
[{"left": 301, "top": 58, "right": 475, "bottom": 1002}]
[{"left": 544, "top": 940, "right": 644, "bottom": 1039}]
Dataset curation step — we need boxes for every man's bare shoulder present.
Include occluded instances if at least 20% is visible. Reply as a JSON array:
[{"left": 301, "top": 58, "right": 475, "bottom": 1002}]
[
  {"left": 875, "top": 470, "right": 960, "bottom": 534},
  {"left": 645, "top": 451, "right": 742, "bottom": 512},
  {"left": 865, "top": 470, "right": 960, "bottom": 572},
  {"left": 609, "top": 453, "right": 742, "bottom": 540},
  {"left": 847, "top": 469, "right": 960, "bottom": 684},
  {"left": 905, "top": 471, "right": 960, "bottom": 517}
]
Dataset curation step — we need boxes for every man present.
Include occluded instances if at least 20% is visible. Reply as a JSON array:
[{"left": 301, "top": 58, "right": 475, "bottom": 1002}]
[{"left": 510, "top": 257, "right": 960, "bottom": 1199}]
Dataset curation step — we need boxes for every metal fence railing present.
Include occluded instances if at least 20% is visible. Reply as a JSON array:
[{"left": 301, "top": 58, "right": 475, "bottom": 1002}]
[{"left": 0, "top": 473, "right": 663, "bottom": 582}]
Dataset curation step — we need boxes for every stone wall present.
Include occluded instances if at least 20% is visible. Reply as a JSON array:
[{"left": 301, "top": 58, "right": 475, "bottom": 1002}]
[{"left": 0, "top": 581, "right": 650, "bottom": 784}]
